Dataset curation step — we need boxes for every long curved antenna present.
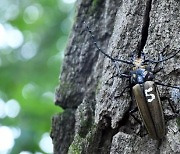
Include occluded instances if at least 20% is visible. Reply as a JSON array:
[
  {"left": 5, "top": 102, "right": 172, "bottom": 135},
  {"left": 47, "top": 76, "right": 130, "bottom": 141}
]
[
  {"left": 85, "top": 24, "right": 133, "bottom": 65},
  {"left": 144, "top": 50, "right": 180, "bottom": 63}
]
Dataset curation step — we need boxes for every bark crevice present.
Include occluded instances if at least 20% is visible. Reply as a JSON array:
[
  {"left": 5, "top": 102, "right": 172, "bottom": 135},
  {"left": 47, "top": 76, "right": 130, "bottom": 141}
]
[{"left": 137, "top": 0, "right": 152, "bottom": 57}]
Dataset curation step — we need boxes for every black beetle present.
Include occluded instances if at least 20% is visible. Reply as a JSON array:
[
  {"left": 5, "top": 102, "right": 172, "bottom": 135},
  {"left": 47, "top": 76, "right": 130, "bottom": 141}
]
[{"left": 86, "top": 25, "right": 180, "bottom": 140}]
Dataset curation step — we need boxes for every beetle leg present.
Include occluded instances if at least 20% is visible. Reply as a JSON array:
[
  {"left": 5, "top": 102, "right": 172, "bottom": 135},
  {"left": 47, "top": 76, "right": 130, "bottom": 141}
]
[
  {"left": 109, "top": 61, "right": 130, "bottom": 79},
  {"left": 153, "top": 67, "right": 163, "bottom": 74},
  {"left": 110, "top": 72, "right": 130, "bottom": 79},
  {"left": 120, "top": 85, "right": 130, "bottom": 96},
  {"left": 161, "top": 96, "right": 178, "bottom": 113},
  {"left": 153, "top": 53, "right": 164, "bottom": 74},
  {"left": 119, "top": 73, "right": 130, "bottom": 78},
  {"left": 114, "top": 85, "right": 130, "bottom": 98},
  {"left": 155, "top": 81, "right": 180, "bottom": 90},
  {"left": 161, "top": 96, "right": 180, "bottom": 121},
  {"left": 110, "top": 73, "right": 129, "bottom": 80},
  {"left": 129, "top": 107, "right": 142, "bottom": 125},
  {"left": 129, "top": 107, "right": 148, "bottom": 137},
  {"left": 113, "top": 61, "right": 130, "bottom": 78}
]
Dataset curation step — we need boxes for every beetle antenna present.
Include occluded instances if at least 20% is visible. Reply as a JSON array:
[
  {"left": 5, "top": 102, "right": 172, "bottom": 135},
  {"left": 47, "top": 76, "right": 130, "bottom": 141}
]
[
  {"left": 144, "top": 50, "right": 180, "bottom": 63},
  {"left": 85, "top": 23, "right": 133, "bottom": 65}
]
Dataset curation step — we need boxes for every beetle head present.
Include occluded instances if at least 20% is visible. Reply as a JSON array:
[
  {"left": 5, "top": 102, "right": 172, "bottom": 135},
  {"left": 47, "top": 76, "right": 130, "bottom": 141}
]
[{"left": 133, "top": 58, "right": 144, "bottom": 70}]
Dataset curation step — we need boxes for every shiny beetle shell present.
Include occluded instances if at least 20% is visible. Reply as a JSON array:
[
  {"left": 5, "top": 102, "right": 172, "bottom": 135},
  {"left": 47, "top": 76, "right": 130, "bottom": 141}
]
[{"left": 132, "top": 81, "right": 165, "bottom": 140}]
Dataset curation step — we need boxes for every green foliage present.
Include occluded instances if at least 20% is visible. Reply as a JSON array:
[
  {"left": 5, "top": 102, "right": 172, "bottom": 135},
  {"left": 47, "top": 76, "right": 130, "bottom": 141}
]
[{"left": 0, "top": 0, "right": 75, "bottom": 153}]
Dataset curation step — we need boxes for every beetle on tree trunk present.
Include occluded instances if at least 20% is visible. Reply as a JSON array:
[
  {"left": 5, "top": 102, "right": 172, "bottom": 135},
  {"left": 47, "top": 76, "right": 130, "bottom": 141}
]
[{"left": 86, "top": 24, "right": 180, "bottom": 140}]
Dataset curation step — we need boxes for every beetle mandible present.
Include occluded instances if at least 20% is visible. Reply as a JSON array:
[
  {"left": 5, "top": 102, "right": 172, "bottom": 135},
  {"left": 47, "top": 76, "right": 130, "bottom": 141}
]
[{"left": 86, "top": 24, "right": 180, "bottom": 140}]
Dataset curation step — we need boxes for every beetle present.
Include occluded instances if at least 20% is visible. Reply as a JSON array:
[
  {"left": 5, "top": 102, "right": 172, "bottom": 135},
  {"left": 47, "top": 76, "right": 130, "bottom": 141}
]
[{"left": 86, "top": 24, "right": 180, "bottom": 140}]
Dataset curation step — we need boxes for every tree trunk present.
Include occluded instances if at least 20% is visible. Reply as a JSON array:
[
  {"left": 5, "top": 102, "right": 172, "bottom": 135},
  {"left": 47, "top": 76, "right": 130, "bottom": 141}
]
[{"left": 51, "top": 0, "right": 180, "bottom": 153}]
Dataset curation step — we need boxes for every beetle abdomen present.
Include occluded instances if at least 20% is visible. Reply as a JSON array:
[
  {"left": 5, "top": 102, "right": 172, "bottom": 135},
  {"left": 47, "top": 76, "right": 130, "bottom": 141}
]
[{"left": 132, "top": 81, "right": 165, "bottom": 140}]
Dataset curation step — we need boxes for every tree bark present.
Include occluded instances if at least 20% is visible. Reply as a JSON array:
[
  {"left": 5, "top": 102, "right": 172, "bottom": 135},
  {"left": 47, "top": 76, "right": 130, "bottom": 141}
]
[{"left": 51, "top": 0, "right": 180, "bottom": 153}]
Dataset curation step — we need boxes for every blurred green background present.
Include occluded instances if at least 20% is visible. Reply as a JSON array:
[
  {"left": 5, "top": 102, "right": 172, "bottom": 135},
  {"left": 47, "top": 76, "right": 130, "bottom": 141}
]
[{"left": 0, "top": 0, "right": 75, "bottom": 153}]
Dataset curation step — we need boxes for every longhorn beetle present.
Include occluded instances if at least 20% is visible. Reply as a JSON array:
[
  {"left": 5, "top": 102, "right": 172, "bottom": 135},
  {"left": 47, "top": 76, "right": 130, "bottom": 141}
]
[{"left": 86, "top": 24, "right": 180, "bottom": 140}]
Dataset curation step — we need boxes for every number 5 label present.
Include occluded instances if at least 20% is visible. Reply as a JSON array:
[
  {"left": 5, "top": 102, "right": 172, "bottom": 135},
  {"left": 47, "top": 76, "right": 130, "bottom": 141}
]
[{"left": 145, "top": 87, "right": 155, "bottom": 103}]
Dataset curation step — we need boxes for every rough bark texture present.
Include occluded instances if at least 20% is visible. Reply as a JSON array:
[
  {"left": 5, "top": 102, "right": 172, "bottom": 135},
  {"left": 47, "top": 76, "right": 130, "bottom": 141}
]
[{"left": 51, "top": 0, "right": 180, "bottom": 154}]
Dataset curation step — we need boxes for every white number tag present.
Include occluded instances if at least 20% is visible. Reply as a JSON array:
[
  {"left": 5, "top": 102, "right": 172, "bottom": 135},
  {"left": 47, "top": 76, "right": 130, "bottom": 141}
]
[{"left": 145, "top": 87, "right": 155, "bottom": 103}]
